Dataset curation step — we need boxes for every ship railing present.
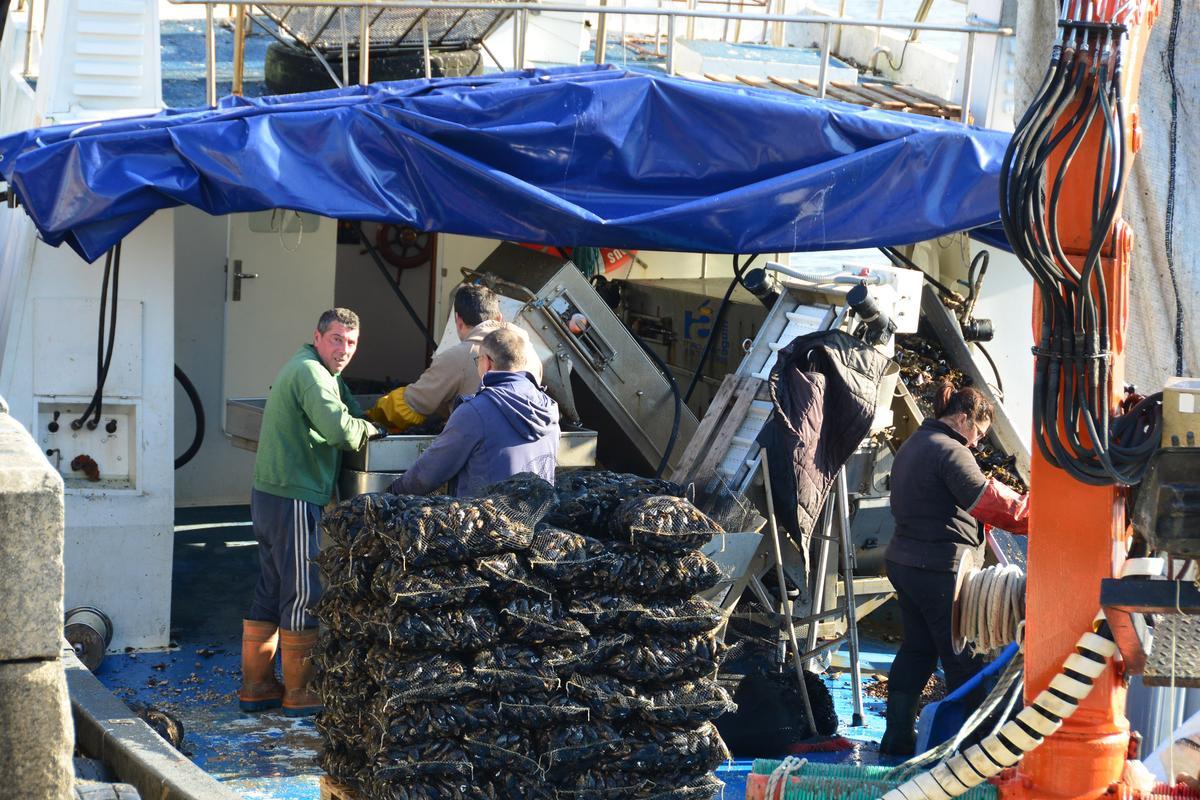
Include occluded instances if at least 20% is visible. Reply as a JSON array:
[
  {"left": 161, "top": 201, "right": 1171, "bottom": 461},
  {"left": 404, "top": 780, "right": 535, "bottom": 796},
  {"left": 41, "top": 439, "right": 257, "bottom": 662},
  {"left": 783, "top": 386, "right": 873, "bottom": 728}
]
[{"left": 160, "top": 0, "right": 1011, "bottom": 121}]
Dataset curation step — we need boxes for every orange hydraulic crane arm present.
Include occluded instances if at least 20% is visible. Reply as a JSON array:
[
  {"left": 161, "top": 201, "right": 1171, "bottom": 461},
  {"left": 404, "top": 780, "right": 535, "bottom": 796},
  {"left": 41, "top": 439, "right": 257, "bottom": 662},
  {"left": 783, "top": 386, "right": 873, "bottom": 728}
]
[{"left": 998, "top": 1, "right": 1162, "bottom": 799}]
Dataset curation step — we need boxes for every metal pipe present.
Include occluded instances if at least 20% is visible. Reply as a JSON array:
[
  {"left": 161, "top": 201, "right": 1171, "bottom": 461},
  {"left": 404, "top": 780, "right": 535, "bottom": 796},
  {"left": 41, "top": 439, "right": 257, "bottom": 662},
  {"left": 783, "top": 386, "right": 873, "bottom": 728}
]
[
  {"left": 232, "top": 5, "right": 247, "bottom": 96},
  {"left": 835, "top": 0, "right": 845, "bottom": 53},
  {"left": 817, "top": 21, "right": 831, "bottom": 98},
  {"left": 761, "top": 456, "right": 819, "bottom": 738},
  {"left": 836, "top": 468, "right": 864, "bottom": 726},
  {"left": 665, "top": 13, "right": 675, "bottom": 75},
  {"left": 593, "top": 0, "right": 607, "bottom": 64},
  {"left": 358, "top": 3, "right": 369, "bottom": 84},
  {"left": 166, "top": 0, "right": 1015, "bottom": 38},
  {"left": 339, "top": 8, "right": 349, "bottom": 87},
  {"left": 515, "top": 7, "right": 526, "bottom": 69},
  {"left": 960, "top": 30, "right": 975, "bottom": 123},
  {"left": 204, "top": 4, "right": 217, "bottom": 105},
  {"left": 21, "top": 0, "right": 33, "bottom": 76},
  {"left": 804, "top": 492, "right": 835, "bottom": 660},
  {"left": 685, "top": 0, "right": 694, "bottom": 40},
  {"left": 421, "top": 15, "right": 431, "bottom": 77}
]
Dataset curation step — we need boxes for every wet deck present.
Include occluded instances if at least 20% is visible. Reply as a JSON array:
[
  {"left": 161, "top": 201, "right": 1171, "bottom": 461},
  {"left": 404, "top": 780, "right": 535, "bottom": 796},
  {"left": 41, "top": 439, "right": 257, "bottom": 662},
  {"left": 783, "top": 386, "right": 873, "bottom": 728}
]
[{"left": 92, "top": 507, "right": 900, "bottom": 799}]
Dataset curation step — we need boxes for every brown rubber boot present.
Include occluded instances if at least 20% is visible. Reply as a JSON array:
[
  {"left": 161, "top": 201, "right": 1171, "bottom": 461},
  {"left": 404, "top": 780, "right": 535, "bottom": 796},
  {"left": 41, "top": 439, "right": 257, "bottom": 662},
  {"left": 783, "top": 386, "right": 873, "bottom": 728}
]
[
  {"left": 279, "top": 628, "right": 323, "bottom": 718},
  {"left": 238, "top": 620, "right": 284, "bottom": 712}
]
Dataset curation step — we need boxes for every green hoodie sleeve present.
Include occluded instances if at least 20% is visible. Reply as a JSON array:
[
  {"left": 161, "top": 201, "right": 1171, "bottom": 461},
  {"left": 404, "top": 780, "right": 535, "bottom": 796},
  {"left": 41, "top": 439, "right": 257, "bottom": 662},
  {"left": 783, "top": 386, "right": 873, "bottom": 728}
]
[
  {"left": 300, "top": 368, "right": 371, "bottom": 451},
  {"left": 339, "top": 377, "right": 365, "bottom": 419}
]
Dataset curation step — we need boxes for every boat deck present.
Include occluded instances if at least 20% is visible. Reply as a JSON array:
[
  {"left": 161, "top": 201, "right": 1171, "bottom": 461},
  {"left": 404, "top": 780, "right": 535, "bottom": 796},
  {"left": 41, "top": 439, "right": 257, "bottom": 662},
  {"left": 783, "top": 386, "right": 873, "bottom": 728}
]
[{"left": 90, "top": 507, "right": 902, "bottom": 798}]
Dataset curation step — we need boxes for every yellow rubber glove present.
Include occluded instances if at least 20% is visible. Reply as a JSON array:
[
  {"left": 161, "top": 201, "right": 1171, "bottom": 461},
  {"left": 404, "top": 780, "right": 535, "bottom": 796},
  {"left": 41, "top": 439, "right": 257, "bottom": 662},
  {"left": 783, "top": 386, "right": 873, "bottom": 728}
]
[{"left": 366, "top": 386, "right": 427, "bottom": 433}]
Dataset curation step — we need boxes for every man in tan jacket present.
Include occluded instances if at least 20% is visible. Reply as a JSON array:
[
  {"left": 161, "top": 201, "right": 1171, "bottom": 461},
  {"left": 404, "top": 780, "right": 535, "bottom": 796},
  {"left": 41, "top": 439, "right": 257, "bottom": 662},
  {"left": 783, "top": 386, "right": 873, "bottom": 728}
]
[{"left": 367, "top": 284, "right": 543, "bottom": 431}]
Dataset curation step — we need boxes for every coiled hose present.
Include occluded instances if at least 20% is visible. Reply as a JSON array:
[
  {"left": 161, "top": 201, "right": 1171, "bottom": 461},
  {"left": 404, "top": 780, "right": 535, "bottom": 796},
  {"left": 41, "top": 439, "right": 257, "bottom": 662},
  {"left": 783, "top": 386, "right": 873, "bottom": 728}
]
[{"left": 880, "top": 557, "right": 1164, "bottom": 800}]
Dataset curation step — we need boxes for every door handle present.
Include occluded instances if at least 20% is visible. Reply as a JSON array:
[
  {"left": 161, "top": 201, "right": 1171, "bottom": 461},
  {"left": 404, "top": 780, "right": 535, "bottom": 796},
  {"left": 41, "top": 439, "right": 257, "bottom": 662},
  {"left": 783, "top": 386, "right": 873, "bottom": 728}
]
[{"left": 231, "top": 260, "right": 258, "bottom": 301}]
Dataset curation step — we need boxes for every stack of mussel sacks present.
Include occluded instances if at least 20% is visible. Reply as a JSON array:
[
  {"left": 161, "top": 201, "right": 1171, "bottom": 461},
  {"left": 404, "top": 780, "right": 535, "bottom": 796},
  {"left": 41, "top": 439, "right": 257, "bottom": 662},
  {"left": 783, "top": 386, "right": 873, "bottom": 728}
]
[{"left": 314, "top": 471, "right": 734, "bottom": 800}]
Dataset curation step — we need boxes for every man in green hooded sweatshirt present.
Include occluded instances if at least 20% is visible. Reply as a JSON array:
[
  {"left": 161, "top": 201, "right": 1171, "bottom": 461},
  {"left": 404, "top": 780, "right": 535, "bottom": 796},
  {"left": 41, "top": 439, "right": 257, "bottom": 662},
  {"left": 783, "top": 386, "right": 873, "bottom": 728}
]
[{"left": 238, "top": 307, "right": 384, "bottom": 717}]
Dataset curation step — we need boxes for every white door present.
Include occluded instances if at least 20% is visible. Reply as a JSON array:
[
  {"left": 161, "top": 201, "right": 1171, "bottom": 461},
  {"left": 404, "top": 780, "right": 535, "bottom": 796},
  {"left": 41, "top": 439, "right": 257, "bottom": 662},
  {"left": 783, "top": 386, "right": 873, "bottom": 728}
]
[{"left": 222, "top": 210, "right": 337, "bottom": 428}]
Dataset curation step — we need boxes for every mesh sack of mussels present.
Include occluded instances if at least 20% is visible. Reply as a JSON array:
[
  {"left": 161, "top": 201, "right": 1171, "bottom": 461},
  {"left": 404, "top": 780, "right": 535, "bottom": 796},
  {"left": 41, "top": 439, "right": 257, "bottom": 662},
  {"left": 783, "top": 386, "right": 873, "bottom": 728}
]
[{"left": 314, "top": 471, "right": 732, "bottom": 800}]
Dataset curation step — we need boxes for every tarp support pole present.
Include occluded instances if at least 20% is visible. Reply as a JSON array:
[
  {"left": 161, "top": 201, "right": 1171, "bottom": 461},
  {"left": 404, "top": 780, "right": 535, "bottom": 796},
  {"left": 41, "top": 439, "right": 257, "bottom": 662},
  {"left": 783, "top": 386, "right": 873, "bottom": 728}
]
[
  {"left": 594, "top": 0, "right": 607, "bottom": 64},
  {"left": 666, "top": 14, "right": 676, "bottom": 74},
  {"left": 516, "top": 8, "right": 527, "bottom": 68},
  {"left": 358, "top": 4, "right": 370, "bottom": 84},
  {"left": 960, "top": 30, "right": 975, "bottom": 123},
  {"left": 817, "top": 22, "right": 831, "bottom": 98},
  {"left": 421, "top": 17, "right": 431, "bottom": 78},
  {"left": 340, "top": 9, "right": 349, "bottom": 88},
  {"left": 204, "top": 5, "right": 216, "bottom": 106}
]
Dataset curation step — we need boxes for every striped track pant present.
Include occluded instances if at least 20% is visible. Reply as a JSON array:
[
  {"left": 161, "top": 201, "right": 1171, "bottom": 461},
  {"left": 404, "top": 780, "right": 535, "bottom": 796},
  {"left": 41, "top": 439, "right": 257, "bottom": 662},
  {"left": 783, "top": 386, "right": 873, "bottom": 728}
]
[{"left": 248, "top": 488, "right": 323, "bottom": 631}]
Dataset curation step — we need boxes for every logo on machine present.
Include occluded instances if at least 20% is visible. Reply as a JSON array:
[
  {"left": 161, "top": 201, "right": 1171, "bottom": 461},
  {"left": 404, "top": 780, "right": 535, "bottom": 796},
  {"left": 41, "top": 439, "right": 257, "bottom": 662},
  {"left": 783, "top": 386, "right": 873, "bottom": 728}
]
[{"left": 683, "top": 303, "right": 713, "bottom": 342}]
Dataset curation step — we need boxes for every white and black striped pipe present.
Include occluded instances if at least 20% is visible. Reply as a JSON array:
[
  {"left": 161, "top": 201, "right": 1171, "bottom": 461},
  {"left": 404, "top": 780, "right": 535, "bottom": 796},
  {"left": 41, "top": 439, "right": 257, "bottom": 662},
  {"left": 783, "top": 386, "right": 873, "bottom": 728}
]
[{"left": 880, "top": 558, "right": 1164, "bottom": 800}]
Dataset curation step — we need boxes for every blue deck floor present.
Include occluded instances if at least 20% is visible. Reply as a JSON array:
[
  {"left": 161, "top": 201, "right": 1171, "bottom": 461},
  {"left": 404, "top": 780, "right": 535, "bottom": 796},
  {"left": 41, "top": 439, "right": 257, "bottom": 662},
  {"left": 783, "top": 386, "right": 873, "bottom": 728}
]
[{"left": 93, "top": 507, "right": 900, "bottom": 799}]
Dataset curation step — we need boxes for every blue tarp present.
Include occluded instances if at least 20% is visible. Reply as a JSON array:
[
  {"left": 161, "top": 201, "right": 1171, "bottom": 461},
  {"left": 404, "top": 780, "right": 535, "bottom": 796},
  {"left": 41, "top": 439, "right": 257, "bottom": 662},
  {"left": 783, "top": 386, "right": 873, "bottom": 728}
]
[{"left": 0, "top": 65, "right": 1011, "bottom": 263}]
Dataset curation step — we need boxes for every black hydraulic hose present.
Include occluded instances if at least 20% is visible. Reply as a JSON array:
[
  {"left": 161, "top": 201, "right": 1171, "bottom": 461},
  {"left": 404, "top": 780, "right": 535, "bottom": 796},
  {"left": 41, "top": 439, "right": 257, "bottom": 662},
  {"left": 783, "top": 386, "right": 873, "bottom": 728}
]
[
  {"left": 73, "top": 242, "right": 122, "bottom": 430},
  {"left": 354, "top": 222, "right": 439, "bottom": 350},
  {"left": 627, "top": 326, "right": 682, "bottom": 479},
  {"left": 174, "top": 364, "right": 205, "bottom": 470},
  {"left": 975, "top": 342, "right": 1004, "bottom": 399},
  {"left": 682, "top": 253, "right": 759, "bottom": 405}
]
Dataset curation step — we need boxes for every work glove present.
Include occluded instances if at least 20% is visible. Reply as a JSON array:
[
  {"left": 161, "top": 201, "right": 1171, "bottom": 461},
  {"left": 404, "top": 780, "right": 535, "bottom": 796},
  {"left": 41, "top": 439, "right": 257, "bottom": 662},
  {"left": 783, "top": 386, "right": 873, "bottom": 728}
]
[
  {"left": 368, "top": 423, "right": 390, "bottom": 441},
  {"left": 968, "top": 478, "right": 1029, "bottom": 535}
]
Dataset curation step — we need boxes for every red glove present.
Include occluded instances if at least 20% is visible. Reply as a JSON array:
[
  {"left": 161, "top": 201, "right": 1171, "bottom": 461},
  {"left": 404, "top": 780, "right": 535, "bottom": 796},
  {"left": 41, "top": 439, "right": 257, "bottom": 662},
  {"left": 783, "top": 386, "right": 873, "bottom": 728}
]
[{"left": 969, "top": 478, "right": 1029, "bottom": 535}]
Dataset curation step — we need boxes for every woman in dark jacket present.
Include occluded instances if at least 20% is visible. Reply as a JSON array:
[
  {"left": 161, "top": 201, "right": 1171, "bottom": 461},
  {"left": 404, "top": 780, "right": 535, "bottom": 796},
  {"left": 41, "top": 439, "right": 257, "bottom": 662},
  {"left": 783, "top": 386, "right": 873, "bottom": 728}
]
[{"left": 879, "top": 384, "right": 1028, "bottom": 756}]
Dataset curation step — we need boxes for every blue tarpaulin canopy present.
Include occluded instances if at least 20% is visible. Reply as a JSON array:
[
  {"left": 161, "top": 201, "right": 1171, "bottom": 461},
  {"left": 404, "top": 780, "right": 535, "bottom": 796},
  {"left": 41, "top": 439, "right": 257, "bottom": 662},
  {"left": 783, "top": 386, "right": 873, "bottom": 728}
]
[{"left": 0, "top": 65, "right": 1010, "bottom": 263}]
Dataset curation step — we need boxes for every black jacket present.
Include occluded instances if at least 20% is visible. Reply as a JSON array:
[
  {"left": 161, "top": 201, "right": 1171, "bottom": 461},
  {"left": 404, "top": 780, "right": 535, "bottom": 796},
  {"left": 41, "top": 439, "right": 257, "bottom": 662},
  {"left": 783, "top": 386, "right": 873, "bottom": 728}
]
[
  {"left": 886, "top": 418, "right": 988, "bottom": 572},
  {"left": 757, "top": 330, "right": 893, "bottom": 565}
]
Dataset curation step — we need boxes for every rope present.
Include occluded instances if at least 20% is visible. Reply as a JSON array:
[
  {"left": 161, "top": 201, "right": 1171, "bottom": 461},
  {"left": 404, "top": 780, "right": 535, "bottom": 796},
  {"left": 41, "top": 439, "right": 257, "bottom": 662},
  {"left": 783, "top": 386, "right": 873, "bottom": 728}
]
[
  {"left": 957, "top": 565, "right": 1026, "bottom": 657},
  {"left": 765, "top": 755, "right": 807, "bottom": 800}
]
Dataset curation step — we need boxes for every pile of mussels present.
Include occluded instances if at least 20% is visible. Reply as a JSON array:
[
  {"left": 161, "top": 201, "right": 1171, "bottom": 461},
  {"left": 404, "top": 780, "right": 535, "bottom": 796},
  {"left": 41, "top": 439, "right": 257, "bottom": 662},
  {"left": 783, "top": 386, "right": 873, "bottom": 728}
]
[{"left": 314, "top": 471, "right": 734, "bottom": 800}]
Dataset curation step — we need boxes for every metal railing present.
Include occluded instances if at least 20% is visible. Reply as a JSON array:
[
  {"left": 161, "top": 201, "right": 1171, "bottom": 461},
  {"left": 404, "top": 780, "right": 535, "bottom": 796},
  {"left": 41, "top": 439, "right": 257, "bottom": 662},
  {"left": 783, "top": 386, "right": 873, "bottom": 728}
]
[{"left": 166, "top": 0, "right": 1012, "bottom": 120}]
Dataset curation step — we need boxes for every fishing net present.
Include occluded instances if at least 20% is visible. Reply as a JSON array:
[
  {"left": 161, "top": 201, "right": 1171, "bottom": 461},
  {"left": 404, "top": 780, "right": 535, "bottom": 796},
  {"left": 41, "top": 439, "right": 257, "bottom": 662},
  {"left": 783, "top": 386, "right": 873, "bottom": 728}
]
[
  {"left": 541, "top": 633, "right": 633, "bottom": 674},
  {"left": 366, "top": 774, "right": 490, "bottom": 800},
  {"left": 546, "top": 470, "right": 683, "bottom": 538},
  {"left": 611, "top": 495, "right": 723, "bottom": 553},
  {"left": 501, "top": 597, "right": 591, "bottom": 644},
  {"left": 370, "top": 740, "right": 474, "bottom": 780}
]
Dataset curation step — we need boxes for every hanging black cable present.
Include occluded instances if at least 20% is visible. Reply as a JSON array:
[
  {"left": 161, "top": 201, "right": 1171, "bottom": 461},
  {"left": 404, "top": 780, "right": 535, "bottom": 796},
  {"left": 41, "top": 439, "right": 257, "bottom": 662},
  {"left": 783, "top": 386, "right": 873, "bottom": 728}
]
[
  {"left": 682, "top": 253, "right": 759, "bottom": 405},
  {"left": 1163, "top": 0, "right": 1186, "bottom": 375},
  {"left": 999, "top": 2, "right": 1160, "bottom": 486},
  {"left": 73, "top": 242, "right": 122, "bottom": 430},
  {"left": 879, "top": 246, "right": 960, "bottom": 300},
  {"left": 174, "top": 365, "right": 205, "bottom": 469}
]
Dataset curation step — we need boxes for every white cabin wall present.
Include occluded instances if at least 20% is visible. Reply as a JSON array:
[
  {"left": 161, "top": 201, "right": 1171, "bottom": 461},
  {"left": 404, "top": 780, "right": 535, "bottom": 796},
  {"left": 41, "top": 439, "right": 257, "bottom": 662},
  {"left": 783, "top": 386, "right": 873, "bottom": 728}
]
[
  {"left": 174, "top": 207, "right": 254, "bottom": 508},
  {"left": 5, "top": 214, "right": 176, "bottom": 652}
]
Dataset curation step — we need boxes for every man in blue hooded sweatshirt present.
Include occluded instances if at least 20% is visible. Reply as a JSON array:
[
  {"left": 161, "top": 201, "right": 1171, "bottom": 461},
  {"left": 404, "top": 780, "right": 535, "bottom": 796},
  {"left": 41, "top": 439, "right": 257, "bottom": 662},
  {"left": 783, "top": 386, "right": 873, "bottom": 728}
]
[{"left": 389, "top": 327, "right": 559, "bottom": 497}]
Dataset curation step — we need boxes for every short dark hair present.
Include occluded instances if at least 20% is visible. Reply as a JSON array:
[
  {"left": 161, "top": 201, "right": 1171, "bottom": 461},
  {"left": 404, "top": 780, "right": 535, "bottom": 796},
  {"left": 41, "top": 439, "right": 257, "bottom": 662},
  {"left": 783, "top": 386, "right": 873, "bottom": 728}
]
[
  {"left": 317, "top": 308, "right": 360, "bottom": 332},
  {"left": 454, "top": 284, "right": 501, "bottom": 328},
  {"left": 934, "top": 382, "right": 994, "bottom": 425},
  {"left": 480, "top": 328, "right": 527, "bottom": 372}
]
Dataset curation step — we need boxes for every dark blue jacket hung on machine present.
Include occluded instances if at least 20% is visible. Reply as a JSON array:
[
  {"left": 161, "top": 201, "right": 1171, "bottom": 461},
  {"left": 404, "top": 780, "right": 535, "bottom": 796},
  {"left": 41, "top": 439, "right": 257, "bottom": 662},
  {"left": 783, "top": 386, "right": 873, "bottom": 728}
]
[{"left": 390, "top": 371, "right": 560, "bottom": 499}]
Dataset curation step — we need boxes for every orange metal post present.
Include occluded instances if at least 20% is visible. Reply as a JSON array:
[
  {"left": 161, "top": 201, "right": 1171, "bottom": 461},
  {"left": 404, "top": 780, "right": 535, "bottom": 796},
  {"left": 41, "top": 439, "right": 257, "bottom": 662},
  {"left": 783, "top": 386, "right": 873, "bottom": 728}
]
[{"left": 1002, "top": 2, "right": 1158, "bottom": 799}]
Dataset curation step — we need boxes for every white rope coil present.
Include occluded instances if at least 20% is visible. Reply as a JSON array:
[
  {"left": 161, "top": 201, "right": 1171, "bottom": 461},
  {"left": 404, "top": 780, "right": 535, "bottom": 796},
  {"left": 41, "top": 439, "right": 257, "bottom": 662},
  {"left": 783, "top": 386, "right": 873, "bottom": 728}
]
[{"left": 956, "top": 564, "right": 1025, "bottom": 657}]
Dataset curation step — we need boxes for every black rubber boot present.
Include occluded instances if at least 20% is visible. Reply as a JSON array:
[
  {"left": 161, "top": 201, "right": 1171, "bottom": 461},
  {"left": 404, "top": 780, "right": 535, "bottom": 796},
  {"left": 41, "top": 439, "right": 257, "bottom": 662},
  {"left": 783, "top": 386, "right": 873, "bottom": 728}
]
[{"left": 879, "top": 691, "right": 921, "bottom": 756}]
